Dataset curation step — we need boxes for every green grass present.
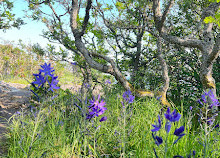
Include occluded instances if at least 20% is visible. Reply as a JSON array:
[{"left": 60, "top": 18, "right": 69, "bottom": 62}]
[
  {"left": 1, "top": 69, "right": 81, "bottom": 86},
  {"left": 58, "top": 70, "right": 82, "bottom": 85},
  {"left": 2, "top": 77, "right": 30, "bottom": 85},
  {"left": 2, "top": 87, "right": 220, "bottom": 158}
]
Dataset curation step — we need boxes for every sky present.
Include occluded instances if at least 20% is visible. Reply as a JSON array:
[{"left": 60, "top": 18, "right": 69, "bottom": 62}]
[{"left": 0, "top": 0, "right": 52, "bottom": 48}]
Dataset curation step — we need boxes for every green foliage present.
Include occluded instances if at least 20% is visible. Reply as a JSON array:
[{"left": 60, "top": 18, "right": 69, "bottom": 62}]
[
  {"left": 204, "top": 13, "right": 220, "bottom": 27},
  {"left": 0, "top": 0, "right": 24, "bottom": 30},
  {"left": 203, "top": 0, "right": 220, "bottom": 27},
  {"left": 4, "top": 88, "right": 220, "bottom": 157},
  {"left": 0, "top": 44, "right": 42, "bottom": 79}
]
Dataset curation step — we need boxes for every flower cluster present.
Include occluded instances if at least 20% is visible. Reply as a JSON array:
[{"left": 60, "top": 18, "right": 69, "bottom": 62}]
[
  {"left": 152, "top": 108, "right": 183, "bottom": 135},
  {"left": 105, "top": 79, "right": 111, "bottom": 85},
  {"left": 86, "top": 95, "right": 107, "bottom": 122},
  {"left": 151, "top": 108, "right": 185, "bottom": 157},
  {"left": 32, "top": 63, "right": 60, "bottom": 92},
  {"left": 197, "top": 90, "right": 219, "bottom": 126},
  {"left": 197, "top": 90, "right": 220, "bottom": 108},
  {"left": 122, "top": 90, "right": 135, "bottom": 104}
]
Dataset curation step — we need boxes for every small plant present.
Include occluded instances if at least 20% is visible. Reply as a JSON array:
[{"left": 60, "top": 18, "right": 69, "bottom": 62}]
[
  {"left": 151, "top": 107, "right": 186, "bottom": 158},
  {"left": 86, "top": 94, "right": 107, "bottom": 122},
  {"left": 31, "top": 63, "right": 60, "bottom": 101},
  {"left": 113, "top": 90, "right": 135, "bottom": 157},
  {"left": 196, "top": 90, "right": 220, "bottom": 157}
]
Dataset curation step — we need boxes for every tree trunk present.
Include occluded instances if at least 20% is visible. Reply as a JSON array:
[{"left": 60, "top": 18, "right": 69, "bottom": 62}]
[
  {"left": 156, "top": 37, "right": 170, "bottom": 106},
  {"left": 80, "top": 62, "right": 93, "bottom": 101},
  {"left": 131, "top": 31, "right": 142, "bottom": 87},
  {"left": 200, "top": 61, "right": 216, "bottom": 95}
]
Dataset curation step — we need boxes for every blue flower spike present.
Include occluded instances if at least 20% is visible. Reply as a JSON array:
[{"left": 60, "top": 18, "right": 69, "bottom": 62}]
[
  {"left": 165, "top": 121, "right": 171, "bottom": 133},
  {"left": 32, "top": 63, "right": 60, "bottom": 92},
  {"left": 39, "top": 63, "right": 55, "bottom": 77},
  {"left": 105, "top": 79, "right": 111, "bottom": 84},
  {"left": 32, "top": 73, "right": 46, "bottom": 88},
  {"left": 174, "top": 126, "right": 185, "bottom": 144},
  {"left": 152, "top": 133, "right": 163, "bottom": 146},
  {"left": 86, "top": 95, "right": 107, "bottom": 120},
  {"left": 99, "top": 116, "right": 107, "bottom": 122},
  {"left": 122, "top": 90, "right": 135, "bottom": 104},
  {"left": 164, "top": 107, "right": 181, "bottom": 122},
  {"left": 151, "top": 115, "right": 162, "bottom": 132},
  {"left": 197, "top": 90, "right": 220, "bottom": 107},
  {"left": 48, "top": 75, "right": 60, "bottom": 92}
]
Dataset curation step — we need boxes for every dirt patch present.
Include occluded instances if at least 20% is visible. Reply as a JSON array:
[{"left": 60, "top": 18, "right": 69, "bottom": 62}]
[{"left": 0, "top": 81, "right": 31, "bottom": 156}]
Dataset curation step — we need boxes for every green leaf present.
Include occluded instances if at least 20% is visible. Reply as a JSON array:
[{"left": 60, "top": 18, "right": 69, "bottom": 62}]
[
  {"left": 204, "top": 16, "right": 215, "bottom": 23},
  {"left": 115, "top": 1, "right": 125, "bottom": 10}
]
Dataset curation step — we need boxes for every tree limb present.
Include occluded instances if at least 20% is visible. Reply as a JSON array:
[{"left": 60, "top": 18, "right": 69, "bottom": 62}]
[
  {"left": 70, "top": 0, "right": 79, "bottom": 35},
  {"left": 161, "top": 0, "right": 174, "bottom": 31},
  {"left": 162, "top": 34, "right": 204, "bottom": 50},
  {"left": 207, "top": 33, "right": 220, "bottom": 67},
  {"left": 79, "top": 0, "right": 92, "bottom": 37}
]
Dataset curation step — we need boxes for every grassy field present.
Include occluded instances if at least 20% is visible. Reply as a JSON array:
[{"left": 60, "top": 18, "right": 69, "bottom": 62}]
[
  {"left": 1, "top": 61, "right": 219, "bottom": 158},
  {"left": 2, "top": 86, "right": 220, "bottom": 158}
]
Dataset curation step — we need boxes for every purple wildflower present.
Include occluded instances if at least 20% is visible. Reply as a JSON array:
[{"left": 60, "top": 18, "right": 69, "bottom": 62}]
[
  {"left": 152, "top": 133, "right": 163, "bottom": 146},
  {"left": 71, "top": 62, "right": 77, "bottom": 65},
  {"left": 99, "top": 116, "right": 107, "bottom": 122},
  {"left": 174, "top": 126, "right": 185, "bottom": 144},
  {"left": 174, "top": 126, "right": 185, "bottom": 137},
  {"left": 39, "top": 63, "right": 55, "bottom": 77},
  {"left": 164, "top": 108, "right": 181, "bottom": 122},
  {"left": 105, "top": 79, "right": 111, "bottom": 84},
  {"left": 86, "top": 95, "right": 107, "bottom": 120},
  {"left": 208, "top": 90, "right": 220, "bottom": 107},
  {"left": 48, "top": 75, "right": 60, "bottom": 92},
  {"left": 32, "top": 72, "right": 46, "bottom": 88},
  {"left": 214, "top": 124, "right": 219, "bottom": 128},
  {"left": 165, "top": 121, "right": 171, "bottom": 133},
  {"left": 122, "top": 90, "right": 135, "bottom": 103},
  {"left": 151, "top": 115, "right": 162, "bottom": 132},
  {"left": 84, "top": 83, "right": 90, "bottom": 89},
  {"left": 156, "top": 95, "right": 162, "bottom": 101},
  {"left": 16, "top": 111, "right": 21, "bottom": 115},
  {"left": 32, "top": 63, "right": 60, "bottom": 92},
  {"left": 197, "top": 90, "right": 220, "bottom": 107}
]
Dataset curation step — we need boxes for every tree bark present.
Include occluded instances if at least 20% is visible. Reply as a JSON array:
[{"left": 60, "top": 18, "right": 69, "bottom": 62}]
[{"left": 156, "top": 37, "right": 170, "bottom": 106}]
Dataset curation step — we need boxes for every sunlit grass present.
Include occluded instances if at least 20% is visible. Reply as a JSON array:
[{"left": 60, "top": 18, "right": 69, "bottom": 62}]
[
  {"left": 3, "top": 87, "right": 219, "bottom": 158},
  {"left": 2, "top": 77, "right": 30, "bottom": 85},
  {"left": 58, "top": 71, "right": 82, "bottom": 85}
]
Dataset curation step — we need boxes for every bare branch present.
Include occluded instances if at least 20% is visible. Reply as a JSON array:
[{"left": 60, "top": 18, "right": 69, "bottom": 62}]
[
  {"left": 153, "top": 0, "right": 162, "bottom": 31},
  {"left": 80, "top": 0, "right": 92, "bottom": 36},
  {"left": 70, "top": 0, "right": 79, "bottom": 35},
  {"left": 207, "top": 33, "right": 220, "bottom": 67},
  {"left": 162, "top": 34, "right": 203, "bottom": 50},
  {"left": 161, "top": 0, "right": 174, "bottom": 28},
  {"left": 28, "top": 0, "right": 49, "bottom": 5}
]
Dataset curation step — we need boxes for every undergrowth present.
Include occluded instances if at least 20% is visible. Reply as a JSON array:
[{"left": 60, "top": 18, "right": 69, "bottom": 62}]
[{"left": 2, "top": 63, "right": 220, "bottom": 158}]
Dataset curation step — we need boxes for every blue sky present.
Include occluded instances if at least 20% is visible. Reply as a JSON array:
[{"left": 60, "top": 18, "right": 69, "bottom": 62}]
[{"left": 0, "top": 0, "right": 51, "bottom": 47}]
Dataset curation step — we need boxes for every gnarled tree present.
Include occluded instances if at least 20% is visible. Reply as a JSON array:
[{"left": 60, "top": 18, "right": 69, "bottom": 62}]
[
  {"left": 26, "top": 0, "right": 219, "bottom": 106},
  {"left": 152, "top": 0, "right": 220, "bottom": 97}
]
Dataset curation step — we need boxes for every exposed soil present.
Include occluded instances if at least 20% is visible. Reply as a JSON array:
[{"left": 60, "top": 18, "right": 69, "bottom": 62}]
[{"left": 0, "top": 81, "right": 31, "bottom": 156}]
